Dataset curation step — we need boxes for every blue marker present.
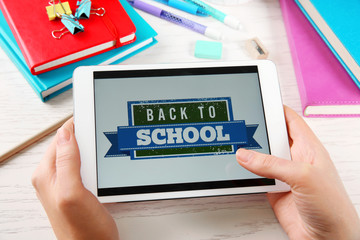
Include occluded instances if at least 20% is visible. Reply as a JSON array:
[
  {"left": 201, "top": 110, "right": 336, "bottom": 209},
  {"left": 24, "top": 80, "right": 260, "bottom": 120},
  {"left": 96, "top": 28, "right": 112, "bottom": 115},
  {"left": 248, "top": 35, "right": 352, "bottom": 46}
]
[
  {"left": 127, "top": 0, "right": 222, "bottom": 40},
  {"left": 153, "top": 0, "right": 208, "bottom": 16},
  {"left": 184, "top": 0, "right": 243, "bottom": 30}
]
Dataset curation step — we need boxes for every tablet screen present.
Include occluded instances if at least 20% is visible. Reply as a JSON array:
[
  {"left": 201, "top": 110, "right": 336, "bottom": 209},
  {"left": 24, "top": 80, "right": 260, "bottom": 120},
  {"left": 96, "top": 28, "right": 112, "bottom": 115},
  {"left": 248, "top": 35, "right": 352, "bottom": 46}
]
[{"left": 93, "top": 66, "right": 274, "bottom": 197}]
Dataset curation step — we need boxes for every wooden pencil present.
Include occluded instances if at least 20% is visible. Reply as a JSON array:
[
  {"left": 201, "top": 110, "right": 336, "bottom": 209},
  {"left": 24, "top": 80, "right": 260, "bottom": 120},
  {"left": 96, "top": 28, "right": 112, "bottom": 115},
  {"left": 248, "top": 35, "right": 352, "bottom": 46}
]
[{"left": 0, "top": 113, "right": 73, "bottom": 163}]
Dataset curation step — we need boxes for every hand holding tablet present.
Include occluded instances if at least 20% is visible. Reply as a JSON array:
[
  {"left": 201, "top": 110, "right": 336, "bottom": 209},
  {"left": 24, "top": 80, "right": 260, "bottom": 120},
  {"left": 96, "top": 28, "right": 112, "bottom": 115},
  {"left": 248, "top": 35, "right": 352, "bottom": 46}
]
[
  {"left": 73, "top": 61, "right": 291, "bottom": 202},
  {"left": 32, "top": 61, "right": 360, "bottom": 239}
]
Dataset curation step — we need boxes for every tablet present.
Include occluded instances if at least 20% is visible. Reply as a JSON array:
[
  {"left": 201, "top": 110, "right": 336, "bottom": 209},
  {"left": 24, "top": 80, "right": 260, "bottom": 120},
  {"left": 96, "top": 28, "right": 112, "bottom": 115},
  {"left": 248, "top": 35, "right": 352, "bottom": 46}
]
[{"left": 73, "top": 61, "right": 291, "bottom": 203}]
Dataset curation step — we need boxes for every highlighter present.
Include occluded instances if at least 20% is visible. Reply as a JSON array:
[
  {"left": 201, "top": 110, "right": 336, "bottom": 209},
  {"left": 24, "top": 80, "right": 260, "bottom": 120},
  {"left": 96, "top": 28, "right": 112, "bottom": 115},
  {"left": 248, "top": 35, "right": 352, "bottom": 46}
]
[
  {"left": 184, "top": 0, "right": 243, "bottom": 30},
  {"left": 154, "top": 0, "right": 208, "bottom": 16}
]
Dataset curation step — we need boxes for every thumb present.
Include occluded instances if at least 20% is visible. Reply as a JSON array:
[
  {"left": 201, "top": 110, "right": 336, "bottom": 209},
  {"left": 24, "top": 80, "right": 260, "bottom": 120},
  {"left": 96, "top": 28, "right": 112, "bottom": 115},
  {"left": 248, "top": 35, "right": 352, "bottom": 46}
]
[
  {"left": 236, "top": 148, "right": 302, "bottom": 187},
  {"left": 55, "top": 120, "right": 82, "bottom": 187}
]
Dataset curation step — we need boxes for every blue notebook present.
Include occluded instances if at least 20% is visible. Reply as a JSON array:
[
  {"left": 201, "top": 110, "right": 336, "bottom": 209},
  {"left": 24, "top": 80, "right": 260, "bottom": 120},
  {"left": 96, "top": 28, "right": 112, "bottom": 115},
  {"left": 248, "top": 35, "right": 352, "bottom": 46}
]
[
  {"left": 0, "top": 0, "right": 157, "bottom": 102},
  {"left": 295, "top": 0, "right": 360, "bottom": 90}
]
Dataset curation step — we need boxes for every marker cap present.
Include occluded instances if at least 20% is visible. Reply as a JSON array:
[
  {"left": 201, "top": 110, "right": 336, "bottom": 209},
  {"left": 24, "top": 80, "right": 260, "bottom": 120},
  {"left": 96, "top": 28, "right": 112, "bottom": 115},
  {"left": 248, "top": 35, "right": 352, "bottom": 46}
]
[
  {"left": 224, "top": 15, "right": 243, "bottom": 30},
  {"left": 204, "top": 27, "right": 223, "bottom": 40}
]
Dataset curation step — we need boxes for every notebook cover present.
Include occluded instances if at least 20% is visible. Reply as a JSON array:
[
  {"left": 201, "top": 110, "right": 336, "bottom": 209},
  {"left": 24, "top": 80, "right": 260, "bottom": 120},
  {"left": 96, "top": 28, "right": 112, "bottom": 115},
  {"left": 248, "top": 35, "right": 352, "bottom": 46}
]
[
  {"left": 294, "top": 0, "right": 360, "bottom": 90},
  {"left": 280, "top": 0, "right": 360, "bottom": 118},
  {"left": 0, "top": 0, "right": 157, "bottom": 102},
  {"left": 0, "top": 0, "right": 136, "bottom": 75}
]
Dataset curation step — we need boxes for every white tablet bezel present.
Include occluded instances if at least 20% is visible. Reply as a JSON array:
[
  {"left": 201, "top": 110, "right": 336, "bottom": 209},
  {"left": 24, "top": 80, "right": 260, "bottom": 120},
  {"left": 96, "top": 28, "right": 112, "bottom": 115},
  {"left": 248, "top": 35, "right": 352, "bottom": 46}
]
[{"left": 73, "top": 60, "right": 291, "bottom": 203}]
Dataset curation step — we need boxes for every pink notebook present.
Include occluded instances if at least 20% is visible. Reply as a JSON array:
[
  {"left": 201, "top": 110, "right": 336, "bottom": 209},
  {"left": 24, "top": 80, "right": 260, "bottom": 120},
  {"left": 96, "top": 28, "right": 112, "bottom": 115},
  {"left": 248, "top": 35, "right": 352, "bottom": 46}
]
[{"left": 280, "top": 0, "right": 360, "bottom": 117}]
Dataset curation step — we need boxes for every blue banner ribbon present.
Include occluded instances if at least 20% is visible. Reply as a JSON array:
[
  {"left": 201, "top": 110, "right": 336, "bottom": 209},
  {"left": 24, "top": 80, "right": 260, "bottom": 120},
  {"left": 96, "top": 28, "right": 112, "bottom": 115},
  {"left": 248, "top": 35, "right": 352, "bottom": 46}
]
[
  {"left": 104, "top": 121, "right": 261, "bottom": 158},
  {"left": 118, "top": 121, "right": 247, "bottom": 151}
]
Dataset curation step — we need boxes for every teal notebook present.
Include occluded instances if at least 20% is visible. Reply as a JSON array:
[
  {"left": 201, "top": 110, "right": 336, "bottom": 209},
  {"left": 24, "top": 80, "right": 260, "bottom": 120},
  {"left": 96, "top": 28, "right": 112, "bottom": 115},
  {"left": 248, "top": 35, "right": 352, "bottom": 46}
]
[
  {"left": 295, "top": 0, "right": 360, "bottom": 90},
  {"left": 0, "top": 0, "right": 157, "bottom": 102}
]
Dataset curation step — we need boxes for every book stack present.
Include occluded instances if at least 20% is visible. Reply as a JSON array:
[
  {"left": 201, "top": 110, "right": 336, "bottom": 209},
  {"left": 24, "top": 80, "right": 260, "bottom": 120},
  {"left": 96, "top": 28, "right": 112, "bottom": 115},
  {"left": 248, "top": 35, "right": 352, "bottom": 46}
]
[
  {"left": 0, "top": 0, "right": 157, "bottom": 101},
  {"left": 280, "top": 0, "right": 360, "bottom": 117}
]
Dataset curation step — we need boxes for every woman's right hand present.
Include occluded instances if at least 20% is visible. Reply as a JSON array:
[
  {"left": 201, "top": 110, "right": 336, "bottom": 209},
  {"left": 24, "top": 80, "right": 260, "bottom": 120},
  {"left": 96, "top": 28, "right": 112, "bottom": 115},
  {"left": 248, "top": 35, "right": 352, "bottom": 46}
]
[{"left": 236, "top": 106, "right": 360, "bottom": 240}]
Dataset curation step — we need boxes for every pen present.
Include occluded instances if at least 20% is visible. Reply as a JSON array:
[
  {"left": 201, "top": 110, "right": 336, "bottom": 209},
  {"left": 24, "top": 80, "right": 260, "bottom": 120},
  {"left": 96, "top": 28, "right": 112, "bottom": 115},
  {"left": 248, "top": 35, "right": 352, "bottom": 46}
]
[
  {"left": 127, "top": 0, "right": 222, "bottom": 40},
  {"left": 183, "top": 0, "right": 242, "bottom": 30},
  {"left": 153, "top": 0, "right": 208, "bottom": 16}
]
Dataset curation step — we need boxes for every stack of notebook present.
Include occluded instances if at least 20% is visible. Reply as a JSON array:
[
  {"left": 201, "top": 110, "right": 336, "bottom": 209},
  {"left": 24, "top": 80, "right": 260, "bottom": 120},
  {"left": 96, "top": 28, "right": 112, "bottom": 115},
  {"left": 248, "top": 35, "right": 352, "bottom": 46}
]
[
  {"left": 0, "top": 0, "right": 157, "bottom": 101},
  {"left": 280, "top": 0, "right": 360, "bottom": 117}
]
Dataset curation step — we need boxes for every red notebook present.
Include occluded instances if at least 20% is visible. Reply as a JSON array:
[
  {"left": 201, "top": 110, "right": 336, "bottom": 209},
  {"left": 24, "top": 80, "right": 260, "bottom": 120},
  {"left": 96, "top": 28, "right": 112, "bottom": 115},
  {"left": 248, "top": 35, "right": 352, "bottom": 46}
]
[
  {"left": 0, "top": 0, "right": 136, "bottom": 75},
  {"left": 280, "top": 0, "right": 360, "bottom": 117}
]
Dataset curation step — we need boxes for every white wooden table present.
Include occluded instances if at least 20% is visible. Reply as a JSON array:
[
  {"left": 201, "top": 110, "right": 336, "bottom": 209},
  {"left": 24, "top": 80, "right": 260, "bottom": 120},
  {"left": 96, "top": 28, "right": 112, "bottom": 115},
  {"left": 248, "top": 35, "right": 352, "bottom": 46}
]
[{"left": 1, "top": 0, "right": 359, "bottom": 239}]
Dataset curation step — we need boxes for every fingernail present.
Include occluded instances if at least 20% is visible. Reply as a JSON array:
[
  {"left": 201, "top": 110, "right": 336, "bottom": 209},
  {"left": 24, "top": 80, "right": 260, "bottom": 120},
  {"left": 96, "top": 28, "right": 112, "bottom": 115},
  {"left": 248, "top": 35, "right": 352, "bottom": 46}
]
[
  {"left": 57, "top": 127, "right": 70, "bottom": 145},
  {"left": 236, "top": 149, "right": 253, "bottom": 163}
]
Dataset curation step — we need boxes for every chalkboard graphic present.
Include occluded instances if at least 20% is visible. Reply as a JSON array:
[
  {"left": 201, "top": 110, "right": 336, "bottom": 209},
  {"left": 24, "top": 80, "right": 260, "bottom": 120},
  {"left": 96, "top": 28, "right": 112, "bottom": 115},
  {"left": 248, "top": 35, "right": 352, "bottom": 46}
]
[{"left": 104, "top": 98, "right": 261, "bottom": 159}]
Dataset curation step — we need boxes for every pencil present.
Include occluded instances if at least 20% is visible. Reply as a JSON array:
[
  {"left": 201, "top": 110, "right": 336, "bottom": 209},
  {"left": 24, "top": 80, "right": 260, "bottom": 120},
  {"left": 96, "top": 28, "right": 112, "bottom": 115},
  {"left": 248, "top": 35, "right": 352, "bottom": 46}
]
[{"left": 0, "top": 113, "right": 73, "bottom": 163}]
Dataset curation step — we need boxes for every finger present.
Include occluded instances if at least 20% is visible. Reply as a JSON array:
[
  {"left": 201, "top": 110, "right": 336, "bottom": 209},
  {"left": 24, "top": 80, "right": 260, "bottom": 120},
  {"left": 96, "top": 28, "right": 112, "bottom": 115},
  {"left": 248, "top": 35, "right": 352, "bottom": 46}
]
[
  {"left": 41, "top": 136, "right": 57, "bottom": 169},
  {"left": 55, "top": 118, "right": 82, "bottom": 189},
  {"left": 32, "top": 135, "right": 57, "bottom": 193},
  {"left": 32, "top": 118, "right": 75, "bottom": 194},
  {"left": 266, "top": 192, "right": 303, "bottom": 235},
  {"left": 35, "top": 118, "right": 74, "bottom": 174},
  {"left": 283, "top": 106, "right": 321, "bottom": 147},
  {"left": 236, "top": 148, "right": 306, "bottom": 187},
  {"left": 283, "top": 106, "right": 329, "bottom": 166},
  {"left": 267, "top": 192, "right": 291, "bottom": 210}
]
